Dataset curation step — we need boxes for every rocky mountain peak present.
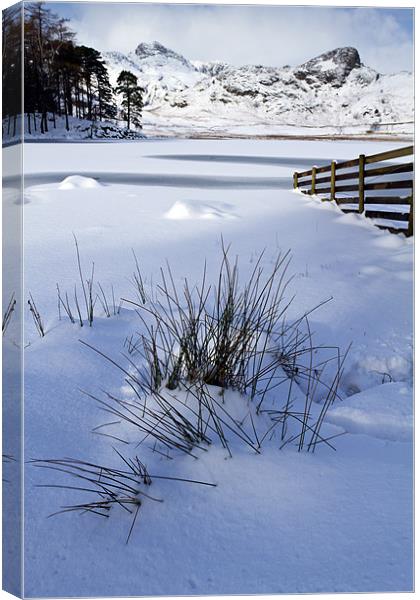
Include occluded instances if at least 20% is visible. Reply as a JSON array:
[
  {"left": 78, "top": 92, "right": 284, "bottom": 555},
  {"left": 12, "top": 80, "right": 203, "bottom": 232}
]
[
  {"left": 134, "top": 41, "right": 192, "bottom": 68},
  {"left": 294, "top": 47, "right": 362, "bottom": 87}
]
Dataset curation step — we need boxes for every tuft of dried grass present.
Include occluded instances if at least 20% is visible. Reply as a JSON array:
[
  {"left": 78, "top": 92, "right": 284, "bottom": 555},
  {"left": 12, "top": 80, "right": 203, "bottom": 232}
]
[{"left": 31, "top": 450, "right": 216, "bottom": 543}]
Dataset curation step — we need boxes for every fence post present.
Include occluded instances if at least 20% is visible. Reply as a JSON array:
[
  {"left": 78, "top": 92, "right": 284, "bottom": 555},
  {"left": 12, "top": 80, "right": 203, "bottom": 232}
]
[
  {"left": 358, "top": 154, "right": 365, "bottom": 214},
  {"left": 293, "top": 172, "right": 298, "bottom": 189},
  {"left": 408, "top": 182, "right": 414, "bottom": 237},
  {"left": 311, "top": 167, "right": 317, "bottom": 195},
  {"left": 330, "top": 161, "right": 336, "bottom": 202}
]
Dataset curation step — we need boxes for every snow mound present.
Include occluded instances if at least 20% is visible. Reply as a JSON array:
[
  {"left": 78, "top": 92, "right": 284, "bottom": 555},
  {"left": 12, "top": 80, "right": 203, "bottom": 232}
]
[
  {"left": 164, "top": 200, "right": 236, "bottom": 220},
  {"left": 326, "top": 382, "right": 412, "bottom": 441},
  {"left": 341, "top": 351, "right": 412, "bottom": 396},
  {"left": 58, "top": 175, "right": 102, "bottom": 190}
]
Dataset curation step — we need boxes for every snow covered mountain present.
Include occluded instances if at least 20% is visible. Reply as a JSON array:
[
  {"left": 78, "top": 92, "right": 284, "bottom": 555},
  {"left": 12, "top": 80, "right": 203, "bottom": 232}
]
[{"left": 104, "top": 43, "right": 413, "bottom": 136}]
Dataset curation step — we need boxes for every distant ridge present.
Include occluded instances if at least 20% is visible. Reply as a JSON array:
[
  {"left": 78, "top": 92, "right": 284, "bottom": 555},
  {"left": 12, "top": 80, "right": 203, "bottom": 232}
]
[{"left": 104, "top": 43, "right": 413, "bottom": 135}]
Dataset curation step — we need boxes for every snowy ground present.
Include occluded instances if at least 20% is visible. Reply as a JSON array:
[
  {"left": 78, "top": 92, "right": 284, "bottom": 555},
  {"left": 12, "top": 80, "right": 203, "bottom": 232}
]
[
  {"left": 141, "top": 112, "right": 414, "bottom": 140},
  {"left": 3, "top": 138, "right": 413, "bottom": 596},
  {"left": 2, "top": 112, "right": 414, "bottom": 146},
  {"left": 2, "top": 115, "right": 145, "bottom": 146}
]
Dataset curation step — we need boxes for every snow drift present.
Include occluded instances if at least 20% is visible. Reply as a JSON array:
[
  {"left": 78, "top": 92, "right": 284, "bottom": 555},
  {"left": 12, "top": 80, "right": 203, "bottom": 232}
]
[
  {"left": 164, "top": 199, "right": 237, "bottom": 220},
  {"left": 58, "top": 175, "right": 103, "bottom": 190}
]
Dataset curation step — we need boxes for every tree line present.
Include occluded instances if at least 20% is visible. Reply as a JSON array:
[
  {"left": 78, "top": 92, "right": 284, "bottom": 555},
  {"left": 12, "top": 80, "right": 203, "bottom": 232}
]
[
  {"left": 2, "top": 3, "right": 143, "bottom": 136},
  {"left": 2, "top": 4, "right": 22, "bottom": 137}
]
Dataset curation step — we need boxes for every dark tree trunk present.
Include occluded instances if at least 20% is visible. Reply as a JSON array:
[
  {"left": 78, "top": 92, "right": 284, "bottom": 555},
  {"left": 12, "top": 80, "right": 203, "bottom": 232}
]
[{"left": 64, "top": 97, "right": 69, "bottom": 131}]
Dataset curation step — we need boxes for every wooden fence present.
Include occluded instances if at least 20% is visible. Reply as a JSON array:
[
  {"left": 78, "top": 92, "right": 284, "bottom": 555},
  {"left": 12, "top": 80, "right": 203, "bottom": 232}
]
[{"left": 293, "top": 145, "right": 414, "bottom": 236}]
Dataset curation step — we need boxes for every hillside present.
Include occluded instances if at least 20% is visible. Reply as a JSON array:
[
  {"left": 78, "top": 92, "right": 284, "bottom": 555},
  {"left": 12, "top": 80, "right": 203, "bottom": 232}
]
[{"left": 104, "top": 43, "right": 413, "bottom": 137}]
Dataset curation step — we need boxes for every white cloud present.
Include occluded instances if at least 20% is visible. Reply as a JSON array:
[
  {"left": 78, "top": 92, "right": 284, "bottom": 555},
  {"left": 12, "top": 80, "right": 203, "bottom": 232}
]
[{"left": 55, "top": 4, "right": 413, "bottom": 73}]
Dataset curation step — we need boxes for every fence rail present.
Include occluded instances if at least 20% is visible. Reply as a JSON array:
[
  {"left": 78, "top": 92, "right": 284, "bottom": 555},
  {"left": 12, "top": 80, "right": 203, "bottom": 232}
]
[{"left": 293, "top": 145, "right": 414, "bottom": 236}]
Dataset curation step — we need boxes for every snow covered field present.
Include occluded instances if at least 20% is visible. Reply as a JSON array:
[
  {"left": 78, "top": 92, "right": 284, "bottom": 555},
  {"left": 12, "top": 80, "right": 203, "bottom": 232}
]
[{"left": 3, "top": 138, "right": 413, "bottom": 596}]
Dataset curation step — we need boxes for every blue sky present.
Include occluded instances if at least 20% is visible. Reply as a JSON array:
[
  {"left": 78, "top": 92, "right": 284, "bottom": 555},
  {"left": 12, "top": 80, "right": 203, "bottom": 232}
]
[{"left": 47, "top": 3, "right": 414, "bottom": 73}]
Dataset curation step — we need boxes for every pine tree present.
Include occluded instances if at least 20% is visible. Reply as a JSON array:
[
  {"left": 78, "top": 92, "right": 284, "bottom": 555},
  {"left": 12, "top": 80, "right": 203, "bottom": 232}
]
[
  {"left": 116, "top": 70, "right": 143, "bottom": 130},
  {"left": 89, "top": 51, "right": 116, "bottom": 121},
  {"left": 12, "top": 3, "right": 118, "bottom": 136}
]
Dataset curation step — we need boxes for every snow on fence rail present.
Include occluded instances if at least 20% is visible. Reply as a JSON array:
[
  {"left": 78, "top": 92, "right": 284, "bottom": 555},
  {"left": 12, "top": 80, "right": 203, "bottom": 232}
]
[{"left": 293, "top": 145, "right": 414, "bottom": 236}]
